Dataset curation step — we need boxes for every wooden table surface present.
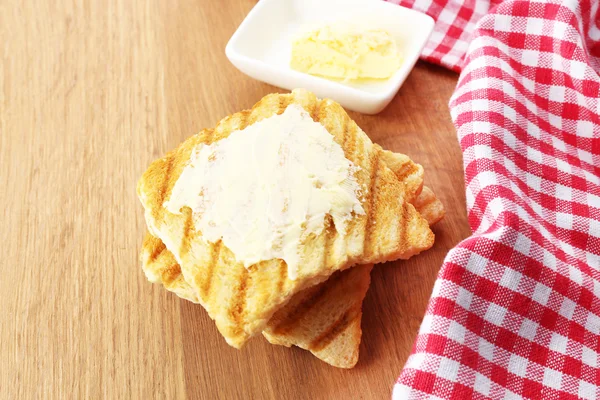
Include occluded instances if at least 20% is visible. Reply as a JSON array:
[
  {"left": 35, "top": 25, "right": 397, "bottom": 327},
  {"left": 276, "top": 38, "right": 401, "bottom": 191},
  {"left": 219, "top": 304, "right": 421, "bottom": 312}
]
[{"left": 0, "top": 1, "right": 470, "bottom": 398}]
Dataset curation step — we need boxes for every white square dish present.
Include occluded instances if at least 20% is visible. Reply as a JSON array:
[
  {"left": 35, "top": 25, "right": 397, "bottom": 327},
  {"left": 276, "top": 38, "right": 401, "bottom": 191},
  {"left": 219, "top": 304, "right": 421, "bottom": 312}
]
[{"left": 225, "top": 0, "right": 434, "bottom": 114}]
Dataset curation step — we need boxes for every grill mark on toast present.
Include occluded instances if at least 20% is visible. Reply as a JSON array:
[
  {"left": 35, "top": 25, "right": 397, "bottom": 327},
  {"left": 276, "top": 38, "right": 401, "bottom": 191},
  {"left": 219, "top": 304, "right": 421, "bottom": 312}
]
[
  {"left": 339, "top": 115, "right": 358, "bottom": 247},
  {"left": 147, "top": 238, "right": 166, "bottom": 264},
  {"left": 343, "top": 118, "right": 359, "bottom": 164},
  {"left": 249, "top": 95, "right": 274, "bottom": 119},
  {"left": 275, "top": 260, "right": 286, "bottom": 295},
  {"left": 229, "top": 267, "right": 249, "bottom": 332},
  {"left": 392, "top": 161, "right": 415, "bottom": 183},
  {"left": 203, "top": 128, "right": 216, "bottom": 145},
  {"left": 179, "top": 208, "right": 193, "bottom": 259},
  {"left": 341, "top": 113, "right": 349, "bottom": 149},
  {"left": 311, "top": 98, "right": 323, "bottom": 122},
  {"left": 278, "top": 95, "right": 291, "bottom": 114},
  {"left": 248, "top": 96, "right": 279, "bottom": 125},
  {"left": 269, "top": 271, "right": 345, "bottom": 334},
  {"left": 153, "top": 155, "right": 174, "bottom": 221},
  {"left": 215, "top": 112, "right": 248, "bottom": 139},
  {"left": 363, "top": 148, "right": 381, "bottom": 256},
  {"left": 308, "top": 306, "right": 361, "bottom": 352},
  {"left": 161, "top": 263, "right": 181, "bottom": 285},
  {"left": 237, "top": 110, "right": 249, "bottom": 131},
  {"left": 350, "top": 122, "right": 364, "bottom": 168},
  {"left": 201, "top": 240, "right": 222, "bottom": 298},
  {"left": 343, "top": 121, "right": 361, "bottom": 241},
  {"left": 398, "top": 202, "right": 408, "bottom": 254},
  {"left": 323, "top": 214, "right": 337, "bottom": 268}
]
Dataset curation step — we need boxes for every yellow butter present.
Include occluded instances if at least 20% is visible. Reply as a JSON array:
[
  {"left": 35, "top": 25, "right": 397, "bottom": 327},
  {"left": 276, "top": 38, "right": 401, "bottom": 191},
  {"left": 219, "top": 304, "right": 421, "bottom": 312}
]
[
  {"left": 290, "top": 24, "right": 402, "bottom": 81},
  {"left": 164, "top": 104, "right": 365, "bottom": 279}
]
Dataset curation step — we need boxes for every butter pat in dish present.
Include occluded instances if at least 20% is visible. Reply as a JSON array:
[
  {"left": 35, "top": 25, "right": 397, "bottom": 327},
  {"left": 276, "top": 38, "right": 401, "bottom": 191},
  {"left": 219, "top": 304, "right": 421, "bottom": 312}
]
[
  {"left": 291, "top": 25, "right": 402, "bottom": 82},
  {"left": 225, "top": 0, "right": 435, "bottom": 114}
]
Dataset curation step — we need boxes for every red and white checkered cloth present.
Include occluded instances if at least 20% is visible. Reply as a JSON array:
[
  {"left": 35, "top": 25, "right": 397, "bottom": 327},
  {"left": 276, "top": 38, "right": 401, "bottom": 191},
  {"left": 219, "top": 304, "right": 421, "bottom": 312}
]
[{"left": 386, "top": 0, "right": 600, "bottom": 398}]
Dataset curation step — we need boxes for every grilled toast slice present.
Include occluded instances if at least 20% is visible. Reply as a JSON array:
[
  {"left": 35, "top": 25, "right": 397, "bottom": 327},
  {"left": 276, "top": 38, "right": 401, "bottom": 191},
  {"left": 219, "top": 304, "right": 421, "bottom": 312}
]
[
  {"left": 140, "top": 148, "right": 425, "bottom": 305},
  {"left": 137, "top": 89, "right": 435, "bottom": 347}
]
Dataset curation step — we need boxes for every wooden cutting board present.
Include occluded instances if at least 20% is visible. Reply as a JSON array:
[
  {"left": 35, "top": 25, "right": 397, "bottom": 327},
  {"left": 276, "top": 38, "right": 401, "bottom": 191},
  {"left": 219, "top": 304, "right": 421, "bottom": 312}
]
[{"left": 0, "top": 0, "right": 470, "bottom": 398}]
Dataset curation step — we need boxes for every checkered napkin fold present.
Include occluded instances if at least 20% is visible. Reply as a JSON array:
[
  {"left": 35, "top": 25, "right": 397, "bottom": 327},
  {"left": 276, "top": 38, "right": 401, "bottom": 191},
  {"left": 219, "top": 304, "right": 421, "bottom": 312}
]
[{"left": 387, "top": 0, "right": 600, "bottom": 398}]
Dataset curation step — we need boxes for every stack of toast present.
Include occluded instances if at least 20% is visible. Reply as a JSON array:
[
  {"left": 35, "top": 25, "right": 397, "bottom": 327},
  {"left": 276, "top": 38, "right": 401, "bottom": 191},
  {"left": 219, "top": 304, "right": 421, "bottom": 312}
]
[{"left": 137, "top": 89, "right": 444, "bottom": 368}]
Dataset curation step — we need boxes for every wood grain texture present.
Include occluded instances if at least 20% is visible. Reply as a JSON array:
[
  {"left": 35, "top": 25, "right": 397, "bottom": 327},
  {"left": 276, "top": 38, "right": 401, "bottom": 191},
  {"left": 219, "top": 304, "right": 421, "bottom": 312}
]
[{"left": 0, "top": 0, "right": 469, "bottom": 399}]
